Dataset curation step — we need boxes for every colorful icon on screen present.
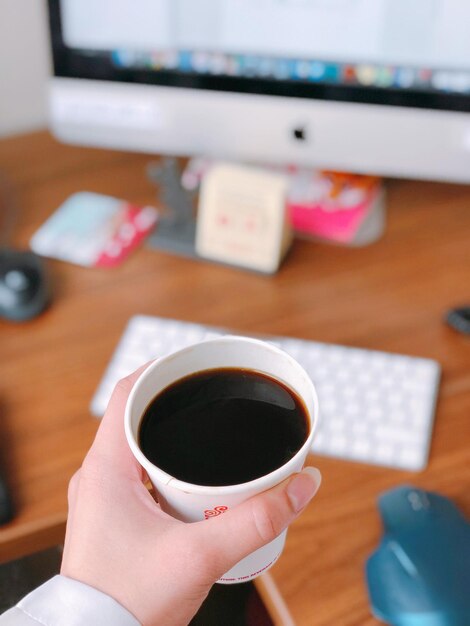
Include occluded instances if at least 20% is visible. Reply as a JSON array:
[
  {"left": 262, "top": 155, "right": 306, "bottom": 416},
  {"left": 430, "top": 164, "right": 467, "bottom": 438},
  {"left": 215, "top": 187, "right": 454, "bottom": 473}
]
[
  {"left": 356, "top": 65, "right": 376, "bottom": 86},
  {"left": 342, "top": 65, "right": 356, "bottom": 83},
  {"left": 310, "top": 62, "right": 325, "bottom": 80},
  {"left": 395, "top": 67, "right": 415, "bottom": 88},
  {"left": 376, "top": 67, "right": 394, "bottom": 87}
]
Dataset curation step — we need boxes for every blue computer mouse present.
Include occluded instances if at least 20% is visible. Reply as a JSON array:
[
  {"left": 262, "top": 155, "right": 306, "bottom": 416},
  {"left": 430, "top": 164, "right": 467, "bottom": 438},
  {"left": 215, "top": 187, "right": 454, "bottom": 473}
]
[{"left": 366, "top": 485, "right": 470, "bottom": 626}]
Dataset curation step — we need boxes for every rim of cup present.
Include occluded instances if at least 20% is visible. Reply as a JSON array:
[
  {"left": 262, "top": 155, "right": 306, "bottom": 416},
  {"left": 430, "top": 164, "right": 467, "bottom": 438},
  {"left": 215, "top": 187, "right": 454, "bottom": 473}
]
[{"left": 124, "top": 336, "right": 319, "bottom": 496}]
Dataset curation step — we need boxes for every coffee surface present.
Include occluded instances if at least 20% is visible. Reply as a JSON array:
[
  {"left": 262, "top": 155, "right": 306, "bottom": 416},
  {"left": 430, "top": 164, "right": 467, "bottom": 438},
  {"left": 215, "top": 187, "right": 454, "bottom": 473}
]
[{"left": 138, "top": 368, "right": 309, "bottom": 486}]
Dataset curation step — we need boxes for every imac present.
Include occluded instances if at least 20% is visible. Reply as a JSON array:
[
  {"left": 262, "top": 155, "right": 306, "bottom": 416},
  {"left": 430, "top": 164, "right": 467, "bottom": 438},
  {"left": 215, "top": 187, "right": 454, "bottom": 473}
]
[{"left": 47, "top": 0, "right": 470, "bottom": 183}]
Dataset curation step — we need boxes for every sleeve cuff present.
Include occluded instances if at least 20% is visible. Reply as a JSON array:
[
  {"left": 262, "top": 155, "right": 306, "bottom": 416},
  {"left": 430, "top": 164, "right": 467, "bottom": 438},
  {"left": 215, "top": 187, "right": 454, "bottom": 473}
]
[{"left": 6, "top": 575, "right": 141, "bottom": 626}]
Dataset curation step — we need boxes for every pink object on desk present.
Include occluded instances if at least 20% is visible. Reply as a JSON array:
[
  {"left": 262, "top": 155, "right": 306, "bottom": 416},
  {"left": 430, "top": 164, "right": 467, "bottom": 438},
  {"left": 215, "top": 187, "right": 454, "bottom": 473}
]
[
  {"left": 288, "top": 171, "right": 383, "bottom": 244},
  {"left": 95, "top": 204, "right": 158, "bottom": 268}
]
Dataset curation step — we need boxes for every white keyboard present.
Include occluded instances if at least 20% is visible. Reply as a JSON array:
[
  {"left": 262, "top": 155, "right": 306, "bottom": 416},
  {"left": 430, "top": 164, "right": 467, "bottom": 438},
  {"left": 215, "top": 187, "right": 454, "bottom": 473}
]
[{"left": 91, "top": 315, "right": 441, "bottom": 471}]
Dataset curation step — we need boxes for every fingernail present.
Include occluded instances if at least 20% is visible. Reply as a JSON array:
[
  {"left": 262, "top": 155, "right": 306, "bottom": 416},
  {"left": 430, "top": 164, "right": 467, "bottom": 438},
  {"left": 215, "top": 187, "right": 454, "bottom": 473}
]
[{"left": 287, "top": 467, "right": 322, "bottom": 513}]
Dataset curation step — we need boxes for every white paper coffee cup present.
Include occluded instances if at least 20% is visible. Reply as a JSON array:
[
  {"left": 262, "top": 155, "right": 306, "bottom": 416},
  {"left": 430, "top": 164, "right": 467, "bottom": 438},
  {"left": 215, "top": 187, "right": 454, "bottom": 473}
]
[{"left": 124, "top": 336, "right": 319, "bottom": 584}]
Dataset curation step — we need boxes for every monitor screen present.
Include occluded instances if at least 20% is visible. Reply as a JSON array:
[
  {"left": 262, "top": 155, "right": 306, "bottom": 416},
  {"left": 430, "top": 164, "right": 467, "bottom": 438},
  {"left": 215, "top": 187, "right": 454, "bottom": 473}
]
[
  {"left": 50, "top": 0, "right": 470, "bottom": 112},
  {"left": 47, "top": 0, "right": 470, "bottom": 183}
]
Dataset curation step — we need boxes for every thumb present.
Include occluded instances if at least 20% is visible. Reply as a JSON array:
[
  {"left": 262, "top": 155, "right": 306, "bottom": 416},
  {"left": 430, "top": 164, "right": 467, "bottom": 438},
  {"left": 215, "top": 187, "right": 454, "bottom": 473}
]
[{"left": 192, "top": 467, "right": 321, "bottom": 577}]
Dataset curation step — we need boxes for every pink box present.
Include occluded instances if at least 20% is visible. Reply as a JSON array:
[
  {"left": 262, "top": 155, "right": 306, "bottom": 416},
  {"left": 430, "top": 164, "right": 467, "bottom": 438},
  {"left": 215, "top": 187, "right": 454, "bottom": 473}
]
[{"left": 288, "top": 171, "right": 383, "bottom": 244}]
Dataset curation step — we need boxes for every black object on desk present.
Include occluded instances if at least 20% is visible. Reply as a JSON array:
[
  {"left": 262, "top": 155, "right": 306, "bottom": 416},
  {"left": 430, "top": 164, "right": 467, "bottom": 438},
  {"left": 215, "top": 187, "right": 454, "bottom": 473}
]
[
  {"left": 0, "top": 469, "right": 13, "bottom": 526},
  {"left": 446, "top": 306, "right": 470, "bottom": 336},
  {"left": 190, "top": 582, "right": 274, "bottom": 626},
  {"left": 0, "top": 249, "right": 49, "bottom": 322}
]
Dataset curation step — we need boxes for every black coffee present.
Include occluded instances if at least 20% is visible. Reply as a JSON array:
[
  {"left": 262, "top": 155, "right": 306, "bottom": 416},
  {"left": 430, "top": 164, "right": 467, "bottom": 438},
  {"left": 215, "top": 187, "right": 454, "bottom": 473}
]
[{"left": 138, "top": 368, "right": 309, "bottom": 486}]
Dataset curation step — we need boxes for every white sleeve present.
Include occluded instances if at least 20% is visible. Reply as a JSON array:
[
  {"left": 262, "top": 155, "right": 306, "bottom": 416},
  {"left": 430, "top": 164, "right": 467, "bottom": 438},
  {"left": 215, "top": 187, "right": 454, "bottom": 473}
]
[{"left": 0, "top": 575, "right": 141, "bottom": 626}]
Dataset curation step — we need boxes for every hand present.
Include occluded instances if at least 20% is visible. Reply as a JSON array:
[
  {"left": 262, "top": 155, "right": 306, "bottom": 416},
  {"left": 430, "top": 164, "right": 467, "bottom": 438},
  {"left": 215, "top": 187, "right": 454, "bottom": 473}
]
[{"left": 61, "top": 365, "right": 322, "bottom": 626}]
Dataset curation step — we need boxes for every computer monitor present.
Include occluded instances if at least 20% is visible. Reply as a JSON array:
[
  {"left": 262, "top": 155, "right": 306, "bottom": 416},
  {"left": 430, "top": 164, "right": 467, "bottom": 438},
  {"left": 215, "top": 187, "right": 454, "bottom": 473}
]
[{"left": 48, "top": 0, "right": 470, "bottom": 183}]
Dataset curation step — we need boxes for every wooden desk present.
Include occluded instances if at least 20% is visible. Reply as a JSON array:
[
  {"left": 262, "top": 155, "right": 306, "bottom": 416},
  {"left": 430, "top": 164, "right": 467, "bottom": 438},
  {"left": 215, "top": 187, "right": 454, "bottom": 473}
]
[{"left": 1, "top": 131, "right": 469, "bottom": 625}]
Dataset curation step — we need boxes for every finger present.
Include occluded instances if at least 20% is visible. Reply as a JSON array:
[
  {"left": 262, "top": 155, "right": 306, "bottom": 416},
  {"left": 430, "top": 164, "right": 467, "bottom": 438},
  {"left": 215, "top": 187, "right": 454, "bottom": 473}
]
[
  {"left": 192, "top": 467, "right": 321, "bottom": 576},
  {"left": 67, "top": 469, "right": 81, "bottom": 509},
  {"left": 87, "top": 362, "right": 153, "bottom": 477}
]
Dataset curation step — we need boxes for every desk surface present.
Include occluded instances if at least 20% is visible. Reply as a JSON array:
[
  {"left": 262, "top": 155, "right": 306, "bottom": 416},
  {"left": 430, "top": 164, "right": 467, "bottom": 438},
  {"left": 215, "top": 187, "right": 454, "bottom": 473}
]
[{"left": 1, "top": 131, "right": 469, "bottom": 625}]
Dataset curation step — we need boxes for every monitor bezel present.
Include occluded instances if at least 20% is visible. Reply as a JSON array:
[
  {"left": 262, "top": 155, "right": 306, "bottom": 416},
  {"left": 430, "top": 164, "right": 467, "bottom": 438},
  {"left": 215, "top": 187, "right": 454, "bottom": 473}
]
[{"left": 48, "top": 0, "right": 470, "bottom": 114}]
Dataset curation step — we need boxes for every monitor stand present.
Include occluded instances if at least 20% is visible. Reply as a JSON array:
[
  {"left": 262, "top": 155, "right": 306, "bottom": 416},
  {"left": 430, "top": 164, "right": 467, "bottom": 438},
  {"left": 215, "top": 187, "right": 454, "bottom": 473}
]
[{"left": 146, "top": 158, "right": 198, "bottom": 259}]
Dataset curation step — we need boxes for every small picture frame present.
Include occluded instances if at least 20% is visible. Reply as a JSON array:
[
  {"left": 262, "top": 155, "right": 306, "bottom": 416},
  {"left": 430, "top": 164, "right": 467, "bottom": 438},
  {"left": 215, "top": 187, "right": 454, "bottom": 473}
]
[{"left": 196, "top": 163, "right": 292, "bottom": 274}]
